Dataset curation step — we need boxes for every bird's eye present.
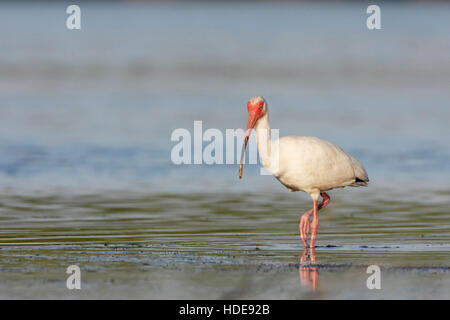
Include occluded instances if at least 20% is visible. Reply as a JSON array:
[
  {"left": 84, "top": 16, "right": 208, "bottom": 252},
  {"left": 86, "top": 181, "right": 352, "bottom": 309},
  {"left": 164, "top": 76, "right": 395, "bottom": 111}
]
[{"left": 259, "top": 105, "right": 263, "bottom": 110}]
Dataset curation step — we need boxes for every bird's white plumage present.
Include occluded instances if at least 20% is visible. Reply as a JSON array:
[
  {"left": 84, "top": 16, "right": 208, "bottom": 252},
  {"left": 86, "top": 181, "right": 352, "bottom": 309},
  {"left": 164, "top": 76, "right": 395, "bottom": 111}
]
[
  {"left": 271, "top": 135, "right": 368, "bottom": 193},
  {"left": 251, "top": 98, "right": 368, "bottom": 200}
]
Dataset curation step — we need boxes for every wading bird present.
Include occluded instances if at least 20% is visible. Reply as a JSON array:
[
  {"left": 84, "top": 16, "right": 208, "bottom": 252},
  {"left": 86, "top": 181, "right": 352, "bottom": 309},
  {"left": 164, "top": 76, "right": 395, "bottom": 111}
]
[{"left": 239, "top": 96, "right": 369, "bottom": 248}]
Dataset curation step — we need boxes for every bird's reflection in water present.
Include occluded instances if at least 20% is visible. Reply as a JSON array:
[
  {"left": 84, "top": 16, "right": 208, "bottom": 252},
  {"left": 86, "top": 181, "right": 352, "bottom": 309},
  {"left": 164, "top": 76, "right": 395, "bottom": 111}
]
[{"left": 299, "top": 248, "right": 318, "bottom": 291}]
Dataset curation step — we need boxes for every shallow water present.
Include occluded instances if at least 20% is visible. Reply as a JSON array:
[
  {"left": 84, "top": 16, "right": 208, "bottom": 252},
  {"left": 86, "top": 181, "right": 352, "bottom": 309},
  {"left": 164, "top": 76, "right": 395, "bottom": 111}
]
[
  {"left": 1, "top": 189, "right": 449, "bottom": 299},
  {"left": 0, "top": 2, "right": 449, "bottom": 299}
]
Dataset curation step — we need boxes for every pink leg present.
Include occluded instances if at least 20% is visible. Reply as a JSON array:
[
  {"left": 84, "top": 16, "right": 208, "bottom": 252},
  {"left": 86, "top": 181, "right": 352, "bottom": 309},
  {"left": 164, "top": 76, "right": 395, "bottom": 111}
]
[
  {"left": 310, "top": 200, "right": 319, "bottom": 248},
  {"left": 299, "top": 192, "right": 330, "bottom": 247},
  {"left": 299, "top": 209, "right": 312, "bottom": 247}
]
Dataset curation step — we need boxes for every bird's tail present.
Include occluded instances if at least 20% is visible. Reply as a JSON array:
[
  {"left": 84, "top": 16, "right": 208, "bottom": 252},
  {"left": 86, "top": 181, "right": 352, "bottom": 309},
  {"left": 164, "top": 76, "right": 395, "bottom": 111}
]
[{"left": 350, "top": 177, "right": 369, "bottom": 187}]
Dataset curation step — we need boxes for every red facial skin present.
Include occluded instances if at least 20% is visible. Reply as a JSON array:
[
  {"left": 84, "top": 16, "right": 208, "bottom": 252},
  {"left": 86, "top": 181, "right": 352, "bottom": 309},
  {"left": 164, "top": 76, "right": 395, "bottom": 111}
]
[{"left": 246, "top": 100, "right": 265, "bottom": 134}]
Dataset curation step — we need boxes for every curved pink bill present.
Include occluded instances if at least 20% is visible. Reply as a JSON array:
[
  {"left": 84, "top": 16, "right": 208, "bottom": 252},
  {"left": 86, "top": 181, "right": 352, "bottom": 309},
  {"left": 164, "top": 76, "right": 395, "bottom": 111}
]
[{"left": 239, "top": 112, "right": 259, "bottom": 179}]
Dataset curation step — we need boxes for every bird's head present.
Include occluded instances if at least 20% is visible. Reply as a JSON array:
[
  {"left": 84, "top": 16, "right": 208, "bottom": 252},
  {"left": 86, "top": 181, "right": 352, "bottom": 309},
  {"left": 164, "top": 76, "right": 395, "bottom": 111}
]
[
  {"left": 246, "top": 95, "right": 267, "bottom": 127},
  {"left": 239, "top": 96, "right": 267, "bottom": 179}
]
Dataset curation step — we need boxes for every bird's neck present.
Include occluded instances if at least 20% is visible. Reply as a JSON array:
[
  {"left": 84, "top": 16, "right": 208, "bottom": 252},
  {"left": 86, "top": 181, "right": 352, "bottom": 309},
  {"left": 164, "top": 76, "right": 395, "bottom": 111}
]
[{"left": 254, "top": 113, "right": 272, "bottom": 167}]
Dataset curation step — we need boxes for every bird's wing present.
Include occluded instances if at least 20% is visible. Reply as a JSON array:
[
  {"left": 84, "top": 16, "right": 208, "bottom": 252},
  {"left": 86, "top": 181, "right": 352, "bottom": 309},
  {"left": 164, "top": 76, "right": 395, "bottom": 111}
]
[{"left": 273, "top": 136, "right": 368, "bottom": 191}]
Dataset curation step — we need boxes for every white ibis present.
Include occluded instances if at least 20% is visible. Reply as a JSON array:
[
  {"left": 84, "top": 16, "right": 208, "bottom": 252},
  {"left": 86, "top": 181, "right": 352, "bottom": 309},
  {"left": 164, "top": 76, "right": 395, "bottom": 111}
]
[{"left": 239, "top": 96, "right": 369, "bottom": 248}]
